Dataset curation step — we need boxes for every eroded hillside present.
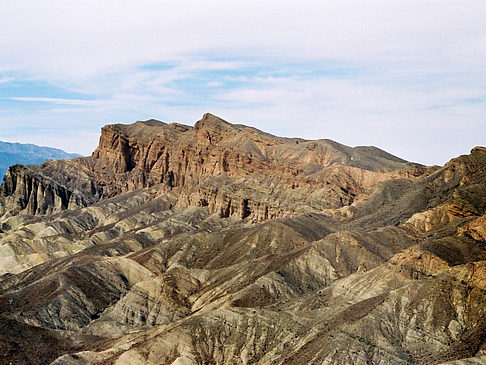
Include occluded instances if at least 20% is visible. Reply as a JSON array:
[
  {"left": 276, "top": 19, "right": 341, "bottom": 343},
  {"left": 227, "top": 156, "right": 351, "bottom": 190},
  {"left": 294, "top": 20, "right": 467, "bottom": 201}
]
[{"left": 0, "top": 114, "right": 484, "bottom": 365}]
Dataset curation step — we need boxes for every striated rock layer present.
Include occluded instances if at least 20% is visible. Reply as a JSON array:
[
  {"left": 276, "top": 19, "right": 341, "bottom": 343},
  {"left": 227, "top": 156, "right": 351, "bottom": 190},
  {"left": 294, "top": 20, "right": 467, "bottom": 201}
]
[
  {"left": 1, "top": 113, "right": 424, "bottom": 219},
  {"left": 0, "top": 114, "right": 485, "bottom": 365}
]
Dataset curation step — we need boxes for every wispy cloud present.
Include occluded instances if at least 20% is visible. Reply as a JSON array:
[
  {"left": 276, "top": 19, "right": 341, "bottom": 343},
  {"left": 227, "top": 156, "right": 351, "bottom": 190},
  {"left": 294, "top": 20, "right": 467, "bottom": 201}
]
[
  {"left": 8, "top": 97, "right": 99, "bottom": 106},
  {"left": 0, "top": 77, "right": 14, "bottom": 84},
  {"left": 0, "top": 1, "right": 485, "bottom": 164}
]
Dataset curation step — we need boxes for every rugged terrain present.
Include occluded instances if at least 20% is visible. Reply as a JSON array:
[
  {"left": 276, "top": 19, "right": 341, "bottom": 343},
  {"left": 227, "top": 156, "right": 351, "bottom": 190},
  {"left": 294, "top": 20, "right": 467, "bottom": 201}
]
[{"left": 0, "top": 114, "right": 485, "bottom": 365}]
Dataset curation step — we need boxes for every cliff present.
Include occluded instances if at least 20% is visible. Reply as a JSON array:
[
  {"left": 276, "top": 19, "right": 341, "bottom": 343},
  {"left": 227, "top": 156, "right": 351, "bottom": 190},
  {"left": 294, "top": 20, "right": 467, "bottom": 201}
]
[{"left": 1, "top": 113, "right": 423, "bottom": 220}]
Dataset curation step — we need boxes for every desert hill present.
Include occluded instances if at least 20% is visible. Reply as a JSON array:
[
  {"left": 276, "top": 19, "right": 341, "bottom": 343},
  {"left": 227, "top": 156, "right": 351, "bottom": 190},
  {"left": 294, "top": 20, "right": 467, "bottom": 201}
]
[{"left": 0, "top": 114, "right": 484, "bottom": 364}]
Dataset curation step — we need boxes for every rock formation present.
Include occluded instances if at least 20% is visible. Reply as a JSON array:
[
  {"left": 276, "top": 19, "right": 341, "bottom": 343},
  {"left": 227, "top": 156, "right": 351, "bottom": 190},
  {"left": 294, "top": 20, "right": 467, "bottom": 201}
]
[
  {"left": 1, "top": 113, "right": 422, "bottom": 219},
  {"left": 0, "top": 114, "right": 485, "bottom": 364}
]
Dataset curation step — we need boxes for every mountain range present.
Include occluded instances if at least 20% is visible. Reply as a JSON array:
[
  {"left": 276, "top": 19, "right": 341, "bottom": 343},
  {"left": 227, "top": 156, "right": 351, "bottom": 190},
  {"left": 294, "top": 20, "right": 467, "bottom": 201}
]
[
  {"left": 0, "top": 113, "right": 485, "bottom": 365},
  {"left": 0, "top": 140, "right": 81, "bottom": 178}
]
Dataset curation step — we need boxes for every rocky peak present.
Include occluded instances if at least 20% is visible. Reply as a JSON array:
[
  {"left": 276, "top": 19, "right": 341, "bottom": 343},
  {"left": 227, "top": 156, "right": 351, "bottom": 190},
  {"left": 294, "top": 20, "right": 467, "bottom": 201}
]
[
  {"left": 471, "top": 146, "right": 486, "bottom": 154},
  {"left": 194, "top": 113, "right": 235, "bottom": 145},
  {"left": 136, "top": 119, "right": 166, "bottom": 128},
  {"left": 194, "top": 113, "right": 233, "bottom": 131},
  {"left": 1, "top": 114, "right": 424, "bottom": 219},
  {"left": 99, "top": 119, "right": 168, "bottom": 141}
]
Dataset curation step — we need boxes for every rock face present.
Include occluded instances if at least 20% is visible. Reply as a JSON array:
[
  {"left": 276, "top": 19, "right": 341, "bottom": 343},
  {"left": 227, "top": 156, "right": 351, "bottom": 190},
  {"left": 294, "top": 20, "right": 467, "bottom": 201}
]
[
  {"left": 1, "top": 113, "right": 421, "bottom": 219},
  {"left": 0, "top": 114, "right": 485, "bottom": 365},
  {"left": 0, "top": 163, "right": 99, "bottom": 215}
]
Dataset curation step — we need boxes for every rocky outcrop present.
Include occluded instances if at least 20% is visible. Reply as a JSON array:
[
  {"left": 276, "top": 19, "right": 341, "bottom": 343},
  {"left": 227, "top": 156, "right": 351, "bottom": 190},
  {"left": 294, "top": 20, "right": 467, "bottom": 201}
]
[
  {"left": 91, "top": 113, "right": 417, "bottom": 192},
  {"left": 1, "top": 113, "right": 424, "bottom": 220},
  {"left": 0, "top": 164, "right": 98, "bottom": 215},
  {"left": 458, "top": 214, "right": 486, "bottom": 241}
]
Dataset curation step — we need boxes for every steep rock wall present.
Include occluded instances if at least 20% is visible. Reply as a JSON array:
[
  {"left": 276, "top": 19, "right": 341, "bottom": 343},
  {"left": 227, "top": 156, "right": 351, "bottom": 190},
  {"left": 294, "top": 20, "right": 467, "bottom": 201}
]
[
  {"left": 0, "top": 164, "right": 96, "bottom": 215},
  {"left": 1, "top": 113, "right": 423, "bottom": 219}
]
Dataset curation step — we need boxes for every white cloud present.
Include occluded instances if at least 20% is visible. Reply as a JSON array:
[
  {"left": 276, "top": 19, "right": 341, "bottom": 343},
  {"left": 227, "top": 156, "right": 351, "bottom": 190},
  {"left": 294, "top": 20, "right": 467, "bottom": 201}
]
[
  {"left": 207, "top": 81, "right": 223, "bottom": 87},
  {"left": 8, "top": 97, "right": 99, "bottom": 106},
  {"left": 1, "top": 1, "right": 484, "bottom": 79},
  {"left": 0, "top": 1, "right": 485, "bottom": 164},
  {"left": 0, "top": 77, "right": 14, "bottom": 84}
]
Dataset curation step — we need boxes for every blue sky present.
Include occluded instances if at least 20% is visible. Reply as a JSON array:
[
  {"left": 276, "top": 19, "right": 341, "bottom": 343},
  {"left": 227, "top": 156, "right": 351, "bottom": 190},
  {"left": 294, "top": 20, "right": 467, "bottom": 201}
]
[{"left": 0, "top": 1, "right": 485, "bottom": 165}]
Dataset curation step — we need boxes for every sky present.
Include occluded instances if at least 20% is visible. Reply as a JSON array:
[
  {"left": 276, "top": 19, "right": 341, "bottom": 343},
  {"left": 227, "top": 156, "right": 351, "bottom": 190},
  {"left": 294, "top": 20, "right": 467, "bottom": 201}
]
[{"left": 0, "top": 1, "right": 485, "bottom": 165}]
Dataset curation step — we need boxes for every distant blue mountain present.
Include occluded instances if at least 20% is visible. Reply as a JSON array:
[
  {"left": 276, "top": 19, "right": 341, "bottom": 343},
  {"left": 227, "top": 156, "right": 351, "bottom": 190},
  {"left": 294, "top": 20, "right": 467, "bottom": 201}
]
[{"left": 0, "top": 141, "right": 82, "bottom": 178}]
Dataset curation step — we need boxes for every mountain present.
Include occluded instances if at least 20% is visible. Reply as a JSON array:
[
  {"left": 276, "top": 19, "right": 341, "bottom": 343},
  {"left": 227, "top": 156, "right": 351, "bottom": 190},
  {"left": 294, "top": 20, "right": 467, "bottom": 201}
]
[
  {"left": 0, "top": 140, "right": 81, "bottom": 178},
  {"left": 0, "top": 114, "right": 484, "bottom": 365},
  {"left": 0, "top": 113, "right": 423, "bottom": 218}
]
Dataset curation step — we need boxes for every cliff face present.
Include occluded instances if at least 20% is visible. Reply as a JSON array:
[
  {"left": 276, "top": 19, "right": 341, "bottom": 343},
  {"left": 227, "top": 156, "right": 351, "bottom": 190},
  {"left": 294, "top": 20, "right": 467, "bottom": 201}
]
[
  {"left": 1, "top": 114, "right": 485, "bottom": 365},
  {"left": 0, "top": 164, "right": 97, "bottom": 215},
  {"left": 1, "top": 113, "right": 423, "bottom": 220},
  {"left": 92, "top": 113, "right": 415, "bottom": 190}
]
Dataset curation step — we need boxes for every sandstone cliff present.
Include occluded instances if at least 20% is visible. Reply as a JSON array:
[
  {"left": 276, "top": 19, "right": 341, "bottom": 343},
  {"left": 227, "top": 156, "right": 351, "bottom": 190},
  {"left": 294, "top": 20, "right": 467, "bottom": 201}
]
[{"left": 0, "top": 163, "right": 101, "bottom": 215}]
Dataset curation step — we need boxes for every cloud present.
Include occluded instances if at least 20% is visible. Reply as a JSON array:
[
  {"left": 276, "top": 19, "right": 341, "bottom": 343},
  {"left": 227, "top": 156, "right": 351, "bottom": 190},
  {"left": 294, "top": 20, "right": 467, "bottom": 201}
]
[
  {"left": 0, "top": 77, "right": 14, "bottom": 84},
  {"left": 8, "top": 97, "right": 99, "bottom": 106},
  {"left": 0, "top": 1, "right": 485, "bottom": 164},
  {"left": 1, "top": 1, "right": 484, "bottom": 79}
]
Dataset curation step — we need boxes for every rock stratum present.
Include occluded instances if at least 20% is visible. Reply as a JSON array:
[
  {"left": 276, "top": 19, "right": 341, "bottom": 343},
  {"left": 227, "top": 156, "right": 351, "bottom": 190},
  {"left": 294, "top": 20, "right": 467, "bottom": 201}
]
[{"left": 0, "top": 114, "right": 484, "bottom": 365}]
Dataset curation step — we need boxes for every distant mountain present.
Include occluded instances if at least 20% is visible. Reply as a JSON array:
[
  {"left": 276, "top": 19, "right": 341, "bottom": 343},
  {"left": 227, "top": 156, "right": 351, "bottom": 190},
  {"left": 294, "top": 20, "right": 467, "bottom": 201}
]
[{"left": 0, "top": 141, "right": 81, "bottom": 177}]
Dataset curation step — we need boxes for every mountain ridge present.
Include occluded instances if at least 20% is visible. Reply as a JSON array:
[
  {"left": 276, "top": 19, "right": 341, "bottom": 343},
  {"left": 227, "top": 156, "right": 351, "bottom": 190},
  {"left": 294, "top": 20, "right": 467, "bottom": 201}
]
[
  {"left": 0, "top": 140, "right": 81, "bottom": 178},
  {"left": 1, "top": 113, "right": 423, "bottom": 218}
]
